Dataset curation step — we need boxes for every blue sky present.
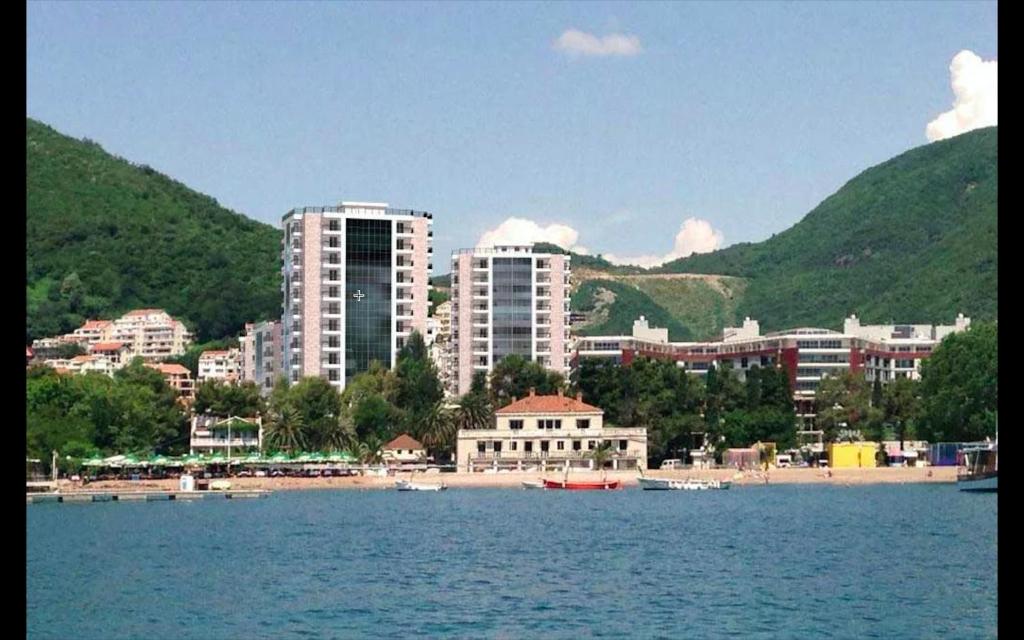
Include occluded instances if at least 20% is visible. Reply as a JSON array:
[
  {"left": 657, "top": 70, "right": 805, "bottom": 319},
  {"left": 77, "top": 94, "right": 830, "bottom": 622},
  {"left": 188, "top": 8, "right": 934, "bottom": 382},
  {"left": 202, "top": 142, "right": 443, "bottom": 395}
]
[{"left": 27, "top": 1, "right": 997, "bottom": 267}]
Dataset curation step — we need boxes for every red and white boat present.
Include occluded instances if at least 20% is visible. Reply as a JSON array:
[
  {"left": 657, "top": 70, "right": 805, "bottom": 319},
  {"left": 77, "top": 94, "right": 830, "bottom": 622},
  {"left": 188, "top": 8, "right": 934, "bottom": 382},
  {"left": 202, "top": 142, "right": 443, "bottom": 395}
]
[{"left": 542, "top": 479, "right": 620, "bottom": 490}]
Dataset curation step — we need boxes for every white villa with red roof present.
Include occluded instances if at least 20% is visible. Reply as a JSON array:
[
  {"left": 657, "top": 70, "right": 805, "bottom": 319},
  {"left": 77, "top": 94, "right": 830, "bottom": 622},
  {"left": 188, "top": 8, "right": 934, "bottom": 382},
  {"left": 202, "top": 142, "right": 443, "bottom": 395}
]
[
  {"left": 383, "top": 433, "right": 427, "bottom": 464},
  {"left": 198, "top": 348, "right": 242, "bottom": 384},
  {"left": 456, "top": 388, "right": 648, "bottom": 473}
]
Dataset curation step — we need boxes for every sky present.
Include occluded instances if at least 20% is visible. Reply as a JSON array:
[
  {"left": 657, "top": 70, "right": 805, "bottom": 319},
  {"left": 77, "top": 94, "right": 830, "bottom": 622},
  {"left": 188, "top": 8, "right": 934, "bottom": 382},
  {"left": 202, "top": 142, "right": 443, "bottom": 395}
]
[{"left": 27, "top": 1, "right": 997, "bottom": 268}]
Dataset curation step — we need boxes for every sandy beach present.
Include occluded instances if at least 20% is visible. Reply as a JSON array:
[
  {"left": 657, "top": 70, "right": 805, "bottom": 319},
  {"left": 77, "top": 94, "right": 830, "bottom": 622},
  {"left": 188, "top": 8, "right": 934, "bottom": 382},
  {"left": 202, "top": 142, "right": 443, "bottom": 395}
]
[{"left": 59, "top": 466, "right": 956, "bottom": 493}]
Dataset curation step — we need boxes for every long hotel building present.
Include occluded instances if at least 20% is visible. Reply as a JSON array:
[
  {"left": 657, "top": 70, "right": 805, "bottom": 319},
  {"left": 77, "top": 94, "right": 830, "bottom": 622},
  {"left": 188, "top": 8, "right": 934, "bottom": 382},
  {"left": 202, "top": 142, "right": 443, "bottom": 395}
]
[
  {"left": 449, "top": 245, "right": 571, "bottom": 396},
  {"left": 575, "top": 314, "right": 972, "bottom": 429},
  {"left": 281, "top": 202, "right": 433, "bottom": 390}
]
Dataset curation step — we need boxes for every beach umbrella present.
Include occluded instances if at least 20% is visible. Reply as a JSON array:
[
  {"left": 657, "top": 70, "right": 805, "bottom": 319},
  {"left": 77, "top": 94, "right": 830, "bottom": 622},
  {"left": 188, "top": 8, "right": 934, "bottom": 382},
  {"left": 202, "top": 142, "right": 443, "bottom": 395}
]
[
  {"left": 325, "top": 450, "right": 350, "bottom": 463},
  {"left": 237, "top": 451, "right": 263, "bottom": 465},
  {"left": 267, "top": 452, "right": 290, "bottom": 464},
  {"left": 147, "top": 454, "right": 171, "bottom": 467},
  {"left": 307, "top": 452, "right": 326, "bottom": 463},
  {"left": 180, "top": 454, "right": 202, "bottom": 465},
  {"left": 291, "top": 452, "right": 312, "bottom": 463},
  {"left": 82, "top": 456, "right": 106, "bottom": 468},
  {"left": 206, "top": 453, "right": 228, "bottom": 465}
]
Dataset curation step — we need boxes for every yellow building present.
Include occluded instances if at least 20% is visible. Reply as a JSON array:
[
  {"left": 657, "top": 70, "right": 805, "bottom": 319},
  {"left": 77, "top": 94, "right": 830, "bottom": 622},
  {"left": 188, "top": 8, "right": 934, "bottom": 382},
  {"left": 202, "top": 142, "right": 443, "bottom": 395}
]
[{"left": 828, "top": 442, "right": 879, "bottom": 468}]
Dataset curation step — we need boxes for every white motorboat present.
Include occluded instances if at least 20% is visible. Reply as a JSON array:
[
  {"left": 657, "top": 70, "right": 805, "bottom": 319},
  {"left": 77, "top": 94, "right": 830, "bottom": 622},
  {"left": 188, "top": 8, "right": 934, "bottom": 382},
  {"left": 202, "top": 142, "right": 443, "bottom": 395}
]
[
  {"left": 638, "top": 477, "right": 732, "bottom": 491},
  {"left": 958, "top": 442, "right": 997, "bottom": 492},
  {"left": 395, "top": 480, "right": 447, "bottom": 492},
  {"left": 521, "top": 480, "right": 545, "bottom": 490}
]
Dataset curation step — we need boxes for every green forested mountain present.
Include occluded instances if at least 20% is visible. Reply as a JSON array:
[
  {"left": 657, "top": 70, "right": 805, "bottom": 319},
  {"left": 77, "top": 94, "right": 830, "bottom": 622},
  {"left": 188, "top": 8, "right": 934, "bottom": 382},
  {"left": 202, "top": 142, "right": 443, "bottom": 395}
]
[
  {"left": 27, "top": 119, "right": 283, "bottom": 342},
  {"left": 656, "top": 127, "right": 997, "bottom": 330}
]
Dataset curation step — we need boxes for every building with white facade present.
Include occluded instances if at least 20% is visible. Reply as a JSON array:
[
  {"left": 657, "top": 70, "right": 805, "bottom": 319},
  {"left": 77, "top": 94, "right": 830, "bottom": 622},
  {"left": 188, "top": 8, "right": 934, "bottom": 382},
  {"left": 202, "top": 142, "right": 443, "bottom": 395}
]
[
  {"left": 449, "top": 245, "right": 571, "bottom": 396},
  {"left": 455, "top": 388, "right": 647, "bottom": 472},
  {"left": 281, "top": 202, "right": 433, "bottom": 390},
  {"left": 108, "top": 309, "right": 192, "bottom": 361},
  {"left": 190, "top": 414, "right": 263, "bottom": 455},
  {"left": 198, "top": 349, "right": 242, "bottom": 384},
  {"left": 240, "top": 320, "right": 283, "bottom": 395},
  {"left": 574, "top": 314, "right": 973, "bottom": 430}
]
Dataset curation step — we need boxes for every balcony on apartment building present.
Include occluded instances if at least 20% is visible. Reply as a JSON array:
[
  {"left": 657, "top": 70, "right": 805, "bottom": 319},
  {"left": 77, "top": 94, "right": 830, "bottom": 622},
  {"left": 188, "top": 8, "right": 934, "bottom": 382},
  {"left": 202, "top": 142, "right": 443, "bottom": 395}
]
[
  {"left": 396, "top": 240, "right": 414, "bottom": 252},
  {"left": 396, "top": 257, "right": 414, "bottom": 269},
  {"left": 396, "top": 223, "right": 414, "bottom": 236},
  {"left": 536, "top": 287, "right": 550, "bottom": 298},
  {"left": 536, "top": 259, "right": 550, "bottom": 270}
]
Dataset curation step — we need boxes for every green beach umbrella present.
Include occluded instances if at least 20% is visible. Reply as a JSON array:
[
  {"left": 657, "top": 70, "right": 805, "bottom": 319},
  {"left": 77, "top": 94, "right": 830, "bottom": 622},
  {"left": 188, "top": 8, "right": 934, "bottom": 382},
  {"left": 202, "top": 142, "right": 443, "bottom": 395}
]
[
  {"left": 267, "top": 452, "right": 290, "bottom": 464},
  {"left": 206, "top": 453, "right": 228, "bottom": 465},
  {"left": 148, "top": 454, "right": 171, "bottom": 467},
  {"left": 82, "top": 456, "right": 106, "bottom": 468},
  {"left": 180, "top": 454, "right": 202, "bottom": 465}
]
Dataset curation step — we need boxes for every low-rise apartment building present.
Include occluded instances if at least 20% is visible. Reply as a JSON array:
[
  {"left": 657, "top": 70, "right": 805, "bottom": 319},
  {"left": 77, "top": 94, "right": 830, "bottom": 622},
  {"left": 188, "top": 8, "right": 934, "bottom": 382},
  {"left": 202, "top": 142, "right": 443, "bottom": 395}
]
[
  {"left": 146, "top": 363, "right": 195, "bottom": 402},
  {"left": 456, "top": 388, "right": 647, "bottom": 472},
  {"left": 198, "top": 349, "right": 242, "bottom": 384},
  {"left": 190, "top": 414, "right": 263, "bottom": 455}
]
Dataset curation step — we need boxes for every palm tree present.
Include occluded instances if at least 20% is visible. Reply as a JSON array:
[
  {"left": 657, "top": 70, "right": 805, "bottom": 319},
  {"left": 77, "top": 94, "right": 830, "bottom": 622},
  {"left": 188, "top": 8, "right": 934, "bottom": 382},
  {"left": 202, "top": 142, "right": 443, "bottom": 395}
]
[
  {"left": 317, "top": 413, "right": 357, "bottom": 452},
  {"left": 264, "top": 406, "right": 306, "bottom": 453},
  {"left": 355, "top": 434, "right": 384, "bottom": 466},
  {"left": 454, "top": 393, "right": 493, "bottom": 430},
  {"left": 588, "top": 441, "right": 615, "bottom": 481},
  {"left": 420, "top": 402, "right": 456, "bottom": 455}
]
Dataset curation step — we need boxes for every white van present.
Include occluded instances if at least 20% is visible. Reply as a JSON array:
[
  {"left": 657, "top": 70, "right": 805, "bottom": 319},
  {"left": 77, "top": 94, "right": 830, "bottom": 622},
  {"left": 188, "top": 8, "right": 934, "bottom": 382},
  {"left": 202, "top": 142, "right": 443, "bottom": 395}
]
[
  {"left": 660, "top": 459, "right": 685, "bottom": 470},
  {"left": 775, "top": 455, "right": 792, "bottom": 468}
]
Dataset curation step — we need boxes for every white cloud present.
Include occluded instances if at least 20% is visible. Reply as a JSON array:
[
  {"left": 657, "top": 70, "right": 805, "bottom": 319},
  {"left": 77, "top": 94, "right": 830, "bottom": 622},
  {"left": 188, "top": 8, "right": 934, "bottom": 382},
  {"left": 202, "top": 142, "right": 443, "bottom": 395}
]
[
  {"left": 926, "top": 50, "right": 997, "bottom": 142},
  {"left": 476, "top": 217, "right": 588, "bottom": 254},
  {"left": 475, "top": 215, "right": 723, "bottom": 269},
  {"left": 553, "top": 29, "right": 642, "bottom": 57},
  {"left": 603, "top": 218, "right": 724, "bottom": 268}
]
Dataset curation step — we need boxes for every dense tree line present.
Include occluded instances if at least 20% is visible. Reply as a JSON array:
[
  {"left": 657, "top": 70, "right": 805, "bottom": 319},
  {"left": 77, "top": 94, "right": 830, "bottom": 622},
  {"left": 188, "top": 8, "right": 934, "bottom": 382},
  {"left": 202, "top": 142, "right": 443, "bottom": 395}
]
[
  {"left": 27, "top": 118, "right": 281, "bottom": 343},
  {"left": 573, "top": 357, "right": 797, "bottom": 462},
  {"left": 27, "top": 359, "right": 187, "bottom": 463}
]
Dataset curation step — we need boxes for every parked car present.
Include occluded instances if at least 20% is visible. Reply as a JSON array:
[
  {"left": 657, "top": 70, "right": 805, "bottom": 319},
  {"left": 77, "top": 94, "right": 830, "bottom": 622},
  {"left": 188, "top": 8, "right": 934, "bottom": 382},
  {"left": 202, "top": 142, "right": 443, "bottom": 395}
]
[
  {"left": 660, "top": 459, "right": 685, "bottom": 470},
  {"left": 254, "top": 470, "right": 267, "bottom": 477}
]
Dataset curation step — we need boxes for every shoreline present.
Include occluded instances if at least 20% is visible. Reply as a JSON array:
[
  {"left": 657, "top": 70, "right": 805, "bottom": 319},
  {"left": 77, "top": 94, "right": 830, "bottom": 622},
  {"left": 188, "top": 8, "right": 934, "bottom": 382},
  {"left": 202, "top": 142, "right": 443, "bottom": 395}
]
[{"left": 57, "top": 466, "right": 957, "bottom": 493}]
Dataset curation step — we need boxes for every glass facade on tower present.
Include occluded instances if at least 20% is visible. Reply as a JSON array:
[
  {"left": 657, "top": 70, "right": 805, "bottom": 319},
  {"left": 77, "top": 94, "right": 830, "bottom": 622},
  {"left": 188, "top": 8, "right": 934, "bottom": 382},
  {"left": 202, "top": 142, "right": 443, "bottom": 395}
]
[
  {"left": 491, "top": 257, "right": 533, "bottom": 362},
  {"left": 345, "top": 219, "right": 393, "bottom": 383}
]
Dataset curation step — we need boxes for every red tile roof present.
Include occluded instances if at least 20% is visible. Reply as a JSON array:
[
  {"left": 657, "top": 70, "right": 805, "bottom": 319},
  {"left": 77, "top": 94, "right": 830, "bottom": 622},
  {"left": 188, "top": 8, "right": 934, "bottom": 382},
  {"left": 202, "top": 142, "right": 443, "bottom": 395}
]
[
  {"left": 496, "top": 391, "right": 601, "bottom": 415},
  {"left": 70, "top": 355, "right": 96, "bottom": 363},
  {"left": 200, "top": 350, "right": 230, "bottom": 357},
  {"left": 384, "top": 434, "right": 424, "bottom": 451},
  {"left": 90, "top": 342, "right": 126, "bottom": 352},
  {"left": 146, "top": 363, "right": 192, "bottom": 376}
]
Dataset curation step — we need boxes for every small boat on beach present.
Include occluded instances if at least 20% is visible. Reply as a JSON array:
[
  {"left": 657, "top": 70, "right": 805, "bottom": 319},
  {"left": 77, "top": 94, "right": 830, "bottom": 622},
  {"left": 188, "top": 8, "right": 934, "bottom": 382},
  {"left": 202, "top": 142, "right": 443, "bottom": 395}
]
[
  {"left": 542, "top": 479, "right": 619, "bottom": 490},
  {"left": 521, "top": 480, "right": 545, "bottom": 490},
  {"left": 638, "top": 477, "right": 731, "bottom": 491},
  {"left": 395, "top": 480, "right": 447, "bottom": 492}
]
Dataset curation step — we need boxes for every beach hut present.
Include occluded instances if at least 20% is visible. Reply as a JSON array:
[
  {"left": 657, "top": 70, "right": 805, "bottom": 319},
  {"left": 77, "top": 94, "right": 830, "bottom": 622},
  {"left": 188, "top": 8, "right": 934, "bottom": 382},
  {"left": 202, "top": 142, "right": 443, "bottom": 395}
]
[{"left": 828, "top": 442, "right": 879, "bottom": 468}]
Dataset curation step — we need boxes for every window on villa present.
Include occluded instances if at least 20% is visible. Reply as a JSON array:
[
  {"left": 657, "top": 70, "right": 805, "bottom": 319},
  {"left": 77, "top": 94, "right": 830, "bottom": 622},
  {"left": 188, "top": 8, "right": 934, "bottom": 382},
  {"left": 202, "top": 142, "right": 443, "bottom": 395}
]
[
  {"left": 573, "top": 440, "right": 581, "bottom": 451},
  {"left": 576, "top": 419, "right": 590, "bottom": 429},
  {"left": 557, "top": 441, "right": 564, "bottom": 450},
  {"left": 511, "top": 442, "right": 518, "bottom": 451},
  {"left": 588, "top": 441, "right": 596, "bottom": 450},
  {"left": 554, "top": 420, "right": 562, "bottom": 429},
  {"left": 509, "top": 420, "right": 524, "bottom": 430},
  {"left": 619, "top": 440, "right": 627, "bottom": 451},
  {"left": 524, "top": 441, "right": 533, "bottom": 452},
  {"left": 540, "top": 441, "right": 549, "bottom": 452},
  {"left": 477, "top": 442, "right": 485, "bottom": 453},
  {"left": 494, "top": 442, "right": 502, "bottom": 452}
]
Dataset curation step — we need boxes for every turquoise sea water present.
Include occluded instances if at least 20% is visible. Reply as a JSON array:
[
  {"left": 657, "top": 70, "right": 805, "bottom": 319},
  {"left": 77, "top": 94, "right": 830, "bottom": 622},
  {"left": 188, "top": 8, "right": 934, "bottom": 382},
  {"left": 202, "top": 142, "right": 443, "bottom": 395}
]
[{"left": 27, "top": 484, "right": 996, "bottom": 639}]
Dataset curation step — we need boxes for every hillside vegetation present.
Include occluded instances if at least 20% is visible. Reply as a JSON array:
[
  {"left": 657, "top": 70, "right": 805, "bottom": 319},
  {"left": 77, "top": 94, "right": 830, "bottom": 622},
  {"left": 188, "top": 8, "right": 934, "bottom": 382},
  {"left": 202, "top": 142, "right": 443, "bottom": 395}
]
[
  {"left": 657, "top": 127, "right": 997, "bottom": 330},
  {"left": 27, "top": 119, "right": 283, "bottom": 342}
]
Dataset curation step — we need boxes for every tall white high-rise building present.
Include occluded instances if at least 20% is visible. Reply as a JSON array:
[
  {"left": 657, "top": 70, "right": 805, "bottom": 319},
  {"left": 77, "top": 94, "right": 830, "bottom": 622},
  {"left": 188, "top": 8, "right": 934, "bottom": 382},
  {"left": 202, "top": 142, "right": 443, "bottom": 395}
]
[
  {"left": 281, "top": 202, "right": 433, "bottom": 390},
  {"left": 449, "top": 245, "right": 571, "bottom": 396}
]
